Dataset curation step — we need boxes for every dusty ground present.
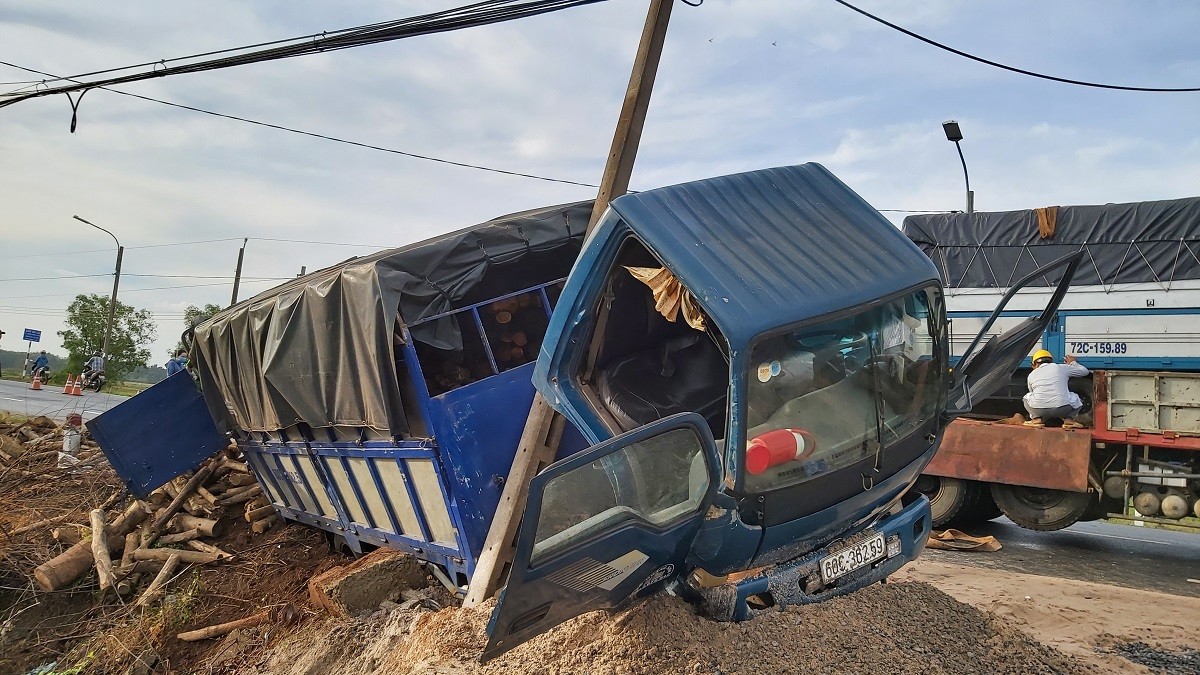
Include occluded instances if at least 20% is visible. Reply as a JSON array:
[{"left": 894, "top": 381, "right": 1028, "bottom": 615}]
[
  {"left": 896, "top": 558, "right": 1200, "bottom": 674},
  {"left": 238, "top": 554, "right": 1200, "bottom": 675}
]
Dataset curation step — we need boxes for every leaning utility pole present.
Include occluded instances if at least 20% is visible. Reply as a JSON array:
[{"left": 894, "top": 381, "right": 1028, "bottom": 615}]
[
  {"left": 230, "top": 238, "right": 248, "bottom": 306},
  {"left": 464, "top": 0, "right": 674, "bottom": 607}
]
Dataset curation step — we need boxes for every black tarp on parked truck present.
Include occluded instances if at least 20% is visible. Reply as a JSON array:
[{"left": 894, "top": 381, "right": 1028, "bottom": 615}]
[
  {"left": 902, "top": 196, "right": 1200, "bottom": 289},
  {"left": 190, "top": 200, "right": 592, "bottom": 435}
]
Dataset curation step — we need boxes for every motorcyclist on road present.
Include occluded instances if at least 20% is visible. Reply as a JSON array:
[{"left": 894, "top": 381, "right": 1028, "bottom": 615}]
[
  {"left": 83, "top": 351, "right": 105, "bottom": 382},
  {"left": 32, "top": 350, "right": 49, "bottom": 380}
]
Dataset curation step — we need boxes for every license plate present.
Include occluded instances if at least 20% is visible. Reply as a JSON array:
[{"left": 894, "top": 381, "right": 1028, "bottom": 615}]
[{"left": 820, "top": 533, "right": 886, "bottom": 583}]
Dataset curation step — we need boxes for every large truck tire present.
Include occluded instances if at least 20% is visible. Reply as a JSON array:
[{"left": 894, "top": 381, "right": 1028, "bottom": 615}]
[
  {"left": 948, "top": 482, "right": 1003, "bottom": 527},
  {"left": 989, "top": 483, "right": 1090, "bottom": 531},
  {"left": 912, "top": 475, "right": 971, "bottom": 529}
]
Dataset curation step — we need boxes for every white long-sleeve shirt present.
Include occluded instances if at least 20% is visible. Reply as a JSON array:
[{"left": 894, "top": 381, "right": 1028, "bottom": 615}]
[{"left": 1023, "top": 362, "right": 1089, "bottom": 409}]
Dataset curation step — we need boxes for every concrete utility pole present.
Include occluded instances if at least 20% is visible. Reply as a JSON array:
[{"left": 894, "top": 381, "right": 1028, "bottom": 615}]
[
  {"left": 74, "top": 215, "right": 123, "bottom": 359},
  {"left": 230, "top": 238, "right": 248, "bottom": 306},
  {"left": 464, "top": 0, "right": 675, "bottom": 608}
]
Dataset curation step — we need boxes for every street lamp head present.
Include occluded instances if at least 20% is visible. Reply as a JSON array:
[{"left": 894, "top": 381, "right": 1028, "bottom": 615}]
[
  {"left": 942, "top": 120, "right": 963, "bottom": 143},
  {"left": 72, "top": 214, "right": 92, "bottom": 226}
]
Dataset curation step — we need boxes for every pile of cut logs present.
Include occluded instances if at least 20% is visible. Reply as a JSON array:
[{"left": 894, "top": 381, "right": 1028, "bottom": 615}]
[
  {"left": 30, "top": 446, "right": 279, "bottom": 613},
  {"left": 0, "top": 414, "right": 101, "bottom": 476}
]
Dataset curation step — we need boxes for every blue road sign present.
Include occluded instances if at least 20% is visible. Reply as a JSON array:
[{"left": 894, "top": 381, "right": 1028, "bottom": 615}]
[{"left": 23, "top": 328, "right": 41, "bottom": 343}]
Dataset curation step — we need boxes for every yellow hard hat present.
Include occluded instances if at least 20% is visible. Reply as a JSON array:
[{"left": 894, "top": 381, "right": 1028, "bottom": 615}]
[{"left": 1032, "top": 349, "right": 1053, "bottom": 364}]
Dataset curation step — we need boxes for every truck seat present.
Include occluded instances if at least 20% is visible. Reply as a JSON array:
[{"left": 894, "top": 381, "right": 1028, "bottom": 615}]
[{"left": 596, "top": 332, "right": 728, "bottom": 436}]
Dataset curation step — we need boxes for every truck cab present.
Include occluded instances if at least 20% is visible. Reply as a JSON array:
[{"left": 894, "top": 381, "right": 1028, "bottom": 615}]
[{"left": 483, "top": 164, "right": 1080, "bottom": 658}]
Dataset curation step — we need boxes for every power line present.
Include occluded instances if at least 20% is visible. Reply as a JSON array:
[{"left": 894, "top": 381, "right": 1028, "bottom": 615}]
[
  {"left": 0, "top": 60, "right": 601, "bottom": 190},
  {"left": 0, "top": 279, "right": 278, "bottom": 300},
  {"left": 0, "top": 0, "right": 610, "bottom": 106},
  {"left": 0, "top": 273, "right": 112, "bottom": 282},
  {"left": 832, "top": 0, "right": 1200, "bottom": 92},
  {"left": 123, "top": 273, "right": 291, "bottom": 280}
]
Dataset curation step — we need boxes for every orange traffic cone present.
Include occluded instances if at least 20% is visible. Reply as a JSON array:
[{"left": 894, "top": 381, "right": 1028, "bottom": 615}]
[
  {"left": 71, "top": 377, "right": 84, "bottom": 396},
  {"left": 62, "top": 374, "right": 75, "bottom": 394},
  {"left": 29, "top": 375, "right": 43, "bottom": 390}
]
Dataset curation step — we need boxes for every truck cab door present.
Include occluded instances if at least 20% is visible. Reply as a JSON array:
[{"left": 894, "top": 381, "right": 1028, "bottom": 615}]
[
  {"left": 483, "top": 413, "right": 720, "bottom": 661},
  {"left": 950, "top": 251, "right": 1083, "bottom": 411}
]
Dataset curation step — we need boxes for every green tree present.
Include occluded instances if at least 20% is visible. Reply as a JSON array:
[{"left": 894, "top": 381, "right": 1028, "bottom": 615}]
[
  {"left": 58, "top": 294, "right": 157, "bottom": 382},
  {"left": 174, "top": 303, "right": 223, "bottom": 355}
]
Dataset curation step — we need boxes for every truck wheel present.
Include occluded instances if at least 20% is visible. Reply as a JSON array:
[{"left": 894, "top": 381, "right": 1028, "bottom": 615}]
[
  {"left": 989, "top": 484, "right": 1089, "bottom": 531},
  {"left": 948, "top": 482, "right": 1002, "bottom": 527},
  {"left": 912, "top": 475, "right": 970, "bottom": 529}
]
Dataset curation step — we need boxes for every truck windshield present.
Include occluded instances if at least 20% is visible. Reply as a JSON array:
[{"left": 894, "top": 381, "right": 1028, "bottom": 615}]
[{"left": 743, "top": 287, "right": 943, "bottom": 492}]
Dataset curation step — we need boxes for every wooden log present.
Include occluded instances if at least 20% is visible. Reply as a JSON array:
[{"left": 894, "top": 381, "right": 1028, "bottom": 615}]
[
  {"left": 219, "top": 485, "right": 262, "bottom": 507},
  {"left": 224, "top": 473, "right": 257, "bottom": 487},
  {"left": 195, "top": 485, "right": 219, "bottom": 505},
  {"left": 11, "top": 513, "right": 73, "bottom": 537},
  {"left": 176, "top": 610, "right": 270, "bottom": 642},
  {"left": 52, "top": 526, "right": 84, "bottom": 546},
  {"left": 133, "top": 548, "right": 219, "bottom": 565},
  {"left": 136, "top": 553, "right": 181, "bottom": 607},
  {"left": 156, "top": 529, "right": 202, "bottom": 545},
  {"left": 172, "top": 514, "right": 223, "bottom": 537},
  {"left": 144, "top": 465, "right": 215, "bottom": 544},
  {"left": 121, "top": 532, "right": 140, "bottom": 568},
  {"left": 222, "top": 459, "right": 250, "bottom": 474},
  {"left": 186, "top": 540, "right": 233, "bottom": 560},
  {"left": 89, "top": 509, "right": 116, "bottom": 594},
  {"left": 115, "top": 572, "right": 141, "bottom": 596},
  {"left": 244, "top": 504, "right": 276, "bottom": 522},
  {"left": 251, "top": 515, "right": 279, "bottom": 534},
  {"left": 34, "top": 502, "right": 147, "bottom": 591},
  {"left": 116, "top": 560, "right": 163, "bottom": 579},
  {"left": 216, "top": 483, "right": 258, "bottom": 502}
]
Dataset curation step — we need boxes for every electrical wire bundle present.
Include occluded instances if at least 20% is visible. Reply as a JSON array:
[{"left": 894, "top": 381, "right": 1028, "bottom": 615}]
[{"left": 0, "top": 0, "right": 611, "bottom": 108}]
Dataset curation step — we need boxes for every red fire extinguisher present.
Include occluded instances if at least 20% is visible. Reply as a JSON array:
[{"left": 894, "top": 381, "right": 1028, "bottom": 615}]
[{"left": 746, "top": 428, "right": 817, "bottom": 475}]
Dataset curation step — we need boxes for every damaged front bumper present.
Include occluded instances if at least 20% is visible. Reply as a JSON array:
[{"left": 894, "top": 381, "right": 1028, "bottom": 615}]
[{"left": 680, "top": 495, "right": 932, "bottom": 621}]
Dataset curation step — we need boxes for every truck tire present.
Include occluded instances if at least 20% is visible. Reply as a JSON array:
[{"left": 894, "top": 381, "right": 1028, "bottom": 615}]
[
  {"left": 912, "top": 475, "right": 970, "bottom": 529},
  {"left": 989, "top": 483, "right": 1089, "bottom": 531},
  {"left": 948, "top": 482, "right": 1002, "bottom": 527}
]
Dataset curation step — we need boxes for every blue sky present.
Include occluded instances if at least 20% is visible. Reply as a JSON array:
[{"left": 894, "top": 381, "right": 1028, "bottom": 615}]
[{"left": 1, "top": 0, "right": 1198, "bottom": 364}]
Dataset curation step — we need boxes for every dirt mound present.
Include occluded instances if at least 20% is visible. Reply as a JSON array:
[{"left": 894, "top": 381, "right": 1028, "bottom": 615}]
[{"left": 256, "top": 582, "right": 1082, "bottom": 675}]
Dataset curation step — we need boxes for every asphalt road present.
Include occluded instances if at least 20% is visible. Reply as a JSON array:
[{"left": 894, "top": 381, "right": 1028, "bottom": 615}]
[
  {"left": 0, "top": 377, "right": 128, "bottom": 421},
  {"left": 925, "top": 517, "right": 1200, "bottom": 598}
]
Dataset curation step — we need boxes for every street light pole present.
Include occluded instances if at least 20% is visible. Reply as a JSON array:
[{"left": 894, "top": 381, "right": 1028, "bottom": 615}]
[
  {"left": 73, "top": 215, "right": 123, "bottom": 359},
  {"left": 942, "top": 120, "right": 973, "bottom": 214}
]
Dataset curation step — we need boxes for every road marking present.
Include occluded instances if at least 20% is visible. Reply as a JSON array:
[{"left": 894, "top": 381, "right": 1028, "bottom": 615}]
[
  {"left": 85, "top": 410, "right": 104, "bottom": 415},
  {"left": 1077, "top": 530, "right": 1173, "bottom": 546},
  {"left": 3, "top": 397, "right": 23, "bottom": 402}
]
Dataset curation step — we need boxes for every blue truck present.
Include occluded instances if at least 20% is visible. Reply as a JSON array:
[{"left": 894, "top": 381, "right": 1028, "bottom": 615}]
[{"left": 89, "top": 164, "right": 1077, "bottom": 658}]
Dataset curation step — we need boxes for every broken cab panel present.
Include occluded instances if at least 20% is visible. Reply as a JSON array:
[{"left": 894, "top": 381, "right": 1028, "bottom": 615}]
[{"left": 483, "top": 413, "right": 720, "bottom": 661}]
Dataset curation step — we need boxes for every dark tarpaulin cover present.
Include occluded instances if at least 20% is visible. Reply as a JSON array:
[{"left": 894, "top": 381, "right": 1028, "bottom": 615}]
[
  {"left": 902, "top": 196, "right": 1200, "bottom": 288},
  {"left": 192, "top": 200, "right": 591, "bottom": 434}
]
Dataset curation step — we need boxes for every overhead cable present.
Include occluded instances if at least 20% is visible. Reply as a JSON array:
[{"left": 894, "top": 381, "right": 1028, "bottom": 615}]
[
  {"left": 0, "top": 0, "right": 611, "bottom": 109},
  {"left": 0, "top": 60, "right": 601, "bottom": 189},
  {"left": 832, "top": 0, "right": 1200, "bottom": 92}
]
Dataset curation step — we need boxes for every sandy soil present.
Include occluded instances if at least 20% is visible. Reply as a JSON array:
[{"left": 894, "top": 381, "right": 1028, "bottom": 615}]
[
  {"left": 239, "top": 554, "right": 1200, "bottom": 675},
  {"left": 896, "top": 557, "right": 1200, "bottom": 674}
]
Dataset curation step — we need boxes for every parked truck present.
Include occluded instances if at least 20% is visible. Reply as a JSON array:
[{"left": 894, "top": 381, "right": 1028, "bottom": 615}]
[
  {"left": 89, "top": 164, "right": 1077, "bottom": 658},
  {"left": 904, "top": 197, "right": 1200, "bottom": 533}
]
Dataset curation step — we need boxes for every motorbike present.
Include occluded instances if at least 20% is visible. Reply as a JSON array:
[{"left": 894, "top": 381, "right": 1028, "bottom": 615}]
[
  {"left": 31, "top": 365, "right": 50, "bottom": 383},
  {"left": 81, "top": 369, "right": 106, "bottom": 392}
]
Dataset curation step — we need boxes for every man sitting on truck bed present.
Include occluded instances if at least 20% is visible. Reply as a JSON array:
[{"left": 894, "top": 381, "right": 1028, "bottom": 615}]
[{"left": 1022, "top": 349, "right": 1088, "bottom": 429}]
